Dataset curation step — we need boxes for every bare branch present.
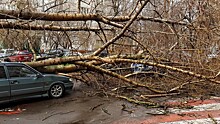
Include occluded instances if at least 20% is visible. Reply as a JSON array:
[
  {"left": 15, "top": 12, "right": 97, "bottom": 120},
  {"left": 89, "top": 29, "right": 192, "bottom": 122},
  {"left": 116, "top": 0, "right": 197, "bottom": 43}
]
[{"left": 93, "top": 0, "right": 151, "bottom": 56}]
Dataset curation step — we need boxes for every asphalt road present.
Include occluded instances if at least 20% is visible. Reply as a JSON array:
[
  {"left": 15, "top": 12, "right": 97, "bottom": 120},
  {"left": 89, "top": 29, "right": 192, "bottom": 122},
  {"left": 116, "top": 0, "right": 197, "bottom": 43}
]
[
  {"left": 1, "top": 82, "right": 220, "bottom": 124},
  {"left": 0, "top": 82, "right": 149, "bottom": 124}
]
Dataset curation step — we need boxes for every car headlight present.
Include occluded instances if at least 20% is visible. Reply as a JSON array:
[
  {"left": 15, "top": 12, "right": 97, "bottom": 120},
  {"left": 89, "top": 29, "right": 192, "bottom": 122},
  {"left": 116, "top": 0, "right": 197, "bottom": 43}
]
[{"left": 69, "top": 78, "right": 73, "bottom": 82}]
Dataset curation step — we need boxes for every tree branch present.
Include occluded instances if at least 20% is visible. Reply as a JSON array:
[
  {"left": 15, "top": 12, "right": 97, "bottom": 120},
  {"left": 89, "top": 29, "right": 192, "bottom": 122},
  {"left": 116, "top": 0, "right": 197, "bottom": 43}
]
[
  {"left": 93, "top": 0, "right": 151, "bottom": 56},
  {"left": 0, "top": 10, "right": 189, "bottom": 27},
  {"left": 0, "top": 22, "right": 113, "bottom": 31}
]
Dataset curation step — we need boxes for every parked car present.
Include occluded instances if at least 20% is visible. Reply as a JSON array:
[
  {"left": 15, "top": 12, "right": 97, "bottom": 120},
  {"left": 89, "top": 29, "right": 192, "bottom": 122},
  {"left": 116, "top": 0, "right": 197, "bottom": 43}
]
[
  {"left": 131, "top": 63, "right": 154, "bottom": 72},
  {"left": 0, "top": 62, "right": 73, "bottom": 103},
  {"left": 99, "top": 49, "right": 108, "bottom": 57},
  {"left": 37, "top": 49, "right": 71, "bottom": 60},
  {"left": 46, "top": 49, "right": 64, "bottom": 58},
  {"left": 6, "top": 50, "right": 33, "bottom": 62},
  {"left": 130, "top": 63, "right": 165, "bottom": 77},
  {"left": 0, "top": 49, "right": 14, "bottom": 58},
  {"left": 63, "top": 49, "right": 82, "bottom": 57}
]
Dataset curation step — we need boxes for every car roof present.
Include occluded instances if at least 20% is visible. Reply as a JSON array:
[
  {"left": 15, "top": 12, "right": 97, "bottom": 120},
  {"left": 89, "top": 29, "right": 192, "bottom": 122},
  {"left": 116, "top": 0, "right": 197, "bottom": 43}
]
[
  {"left": 0, "top": 62, "right": 25, "bottom": 66},
  {"left": 0, "top": 49, "right": 14, "bottom": 51}
]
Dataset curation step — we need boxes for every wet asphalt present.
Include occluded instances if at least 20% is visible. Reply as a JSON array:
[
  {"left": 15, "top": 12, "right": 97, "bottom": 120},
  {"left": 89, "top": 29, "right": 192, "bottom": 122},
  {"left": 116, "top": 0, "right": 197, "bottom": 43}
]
[{"left": 0, "top": 82, "right": 151, "bottom": 124}]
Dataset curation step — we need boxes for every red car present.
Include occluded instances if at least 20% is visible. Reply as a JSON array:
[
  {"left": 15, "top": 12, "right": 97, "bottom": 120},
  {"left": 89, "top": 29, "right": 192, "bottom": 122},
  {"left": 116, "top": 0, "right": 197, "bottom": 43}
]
[{"left": 7, "top": 50, "right": 33, "bottom": 62}]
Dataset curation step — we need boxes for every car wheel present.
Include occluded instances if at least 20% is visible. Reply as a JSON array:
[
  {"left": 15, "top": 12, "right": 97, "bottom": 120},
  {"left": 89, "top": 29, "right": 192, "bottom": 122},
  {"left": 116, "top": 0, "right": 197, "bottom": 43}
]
[{"left": 49, "top": 83, "right": 64, "bottom": 98}]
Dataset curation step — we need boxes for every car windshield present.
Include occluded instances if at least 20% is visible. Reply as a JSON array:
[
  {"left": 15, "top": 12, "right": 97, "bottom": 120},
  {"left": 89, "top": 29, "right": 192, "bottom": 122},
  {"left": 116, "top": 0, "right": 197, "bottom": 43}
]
[
  {"left": 6, "top": 50, "right": 14, "bottom": 54},
  {"left": 13, "top": 51, "right": 30, "bottom": 55},
  {"left": 19, "top": 51, "right": 30, "bottom": 55},
  {"left": 67, "top": 52, "right": 82, "bottom": 56},
  {"left": 0, "top": 49, "right": 14, "bottom": 54}
]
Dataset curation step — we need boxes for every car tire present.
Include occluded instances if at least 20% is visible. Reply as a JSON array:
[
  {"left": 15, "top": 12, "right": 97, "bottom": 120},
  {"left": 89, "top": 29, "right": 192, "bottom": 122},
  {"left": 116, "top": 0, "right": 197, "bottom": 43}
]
[{"left": 48, "top": 83, "right": 65, "bottom": 98}]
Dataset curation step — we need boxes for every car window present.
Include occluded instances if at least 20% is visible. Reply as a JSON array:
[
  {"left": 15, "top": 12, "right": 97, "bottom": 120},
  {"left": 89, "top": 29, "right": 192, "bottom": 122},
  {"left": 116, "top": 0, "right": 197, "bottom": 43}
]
[
  {"left": 0, "top": 66, "right": 6, "bottom": 79},
  {"left": 0, "top": 50, "right": 5, "bottom": 53},
  {"left": 8, "top": 66, "right": 37, "bottom": 78},
  {"left": 12, "top": 51, "right": 18, "bottom": 55},
  {"left": 19, "top": 51, "right": 30, "bottom": 55},
  {"left": 6, "top": 50, "right": 14, "bottom": 54}
]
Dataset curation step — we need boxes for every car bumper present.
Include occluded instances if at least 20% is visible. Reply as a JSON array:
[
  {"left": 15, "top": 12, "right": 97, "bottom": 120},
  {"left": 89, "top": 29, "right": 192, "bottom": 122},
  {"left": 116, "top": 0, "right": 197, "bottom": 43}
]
[{"left": 65, "top": 83, "right": 73, "bottom": 91}]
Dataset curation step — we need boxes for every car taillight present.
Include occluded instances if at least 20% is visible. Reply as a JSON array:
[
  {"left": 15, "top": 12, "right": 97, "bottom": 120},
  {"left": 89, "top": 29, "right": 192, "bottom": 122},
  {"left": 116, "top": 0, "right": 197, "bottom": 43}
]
[{"left": 18, "top": 56, "right": 22, "bottom": 61}]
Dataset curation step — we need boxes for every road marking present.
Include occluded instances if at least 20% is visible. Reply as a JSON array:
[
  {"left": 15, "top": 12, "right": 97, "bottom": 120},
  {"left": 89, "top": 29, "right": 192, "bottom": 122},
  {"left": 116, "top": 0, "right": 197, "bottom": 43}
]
[
  {"left": 169, "top": 103, "right": 220, "bottom": 113},
  {"left": 0, "top": 108, "right": 22, "bottom": 115},
  {"left": 141, "top": 109, "right": 220, "bottom": 123},
  {"left": 161, "top": 117, "right": 220, "bottom": 124},
  {"left": 165, "top": 97, "right": 220, "bottom": 106},
  {"left": 112, "top": 97, "right": 220, "bottom": 124}
]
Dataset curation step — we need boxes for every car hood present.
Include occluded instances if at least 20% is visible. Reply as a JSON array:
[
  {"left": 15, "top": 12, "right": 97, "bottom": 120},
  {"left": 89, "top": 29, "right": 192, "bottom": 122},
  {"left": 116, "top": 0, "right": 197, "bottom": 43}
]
[
  {"left": 43, "top": 74, "right": 70, "bottom": 81},
  {"left": 0, "top": 54, "right": 11, "bottom": 58}
]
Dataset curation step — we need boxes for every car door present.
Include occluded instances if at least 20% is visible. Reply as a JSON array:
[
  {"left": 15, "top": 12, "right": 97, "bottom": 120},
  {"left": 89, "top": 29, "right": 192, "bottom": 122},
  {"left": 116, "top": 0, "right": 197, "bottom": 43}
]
[
  {"left": 7, "top": 65, "right": 44, "bottom": 98},
  {"left": 0, "top": 65, "right": 10, "bottom": 101}
]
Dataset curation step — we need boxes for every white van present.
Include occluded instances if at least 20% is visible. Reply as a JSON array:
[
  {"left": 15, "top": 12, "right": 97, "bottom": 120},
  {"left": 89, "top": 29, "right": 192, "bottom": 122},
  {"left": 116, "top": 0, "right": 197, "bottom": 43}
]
[{"left": 0, "top": 49, "right": 14, "bottom": 58}]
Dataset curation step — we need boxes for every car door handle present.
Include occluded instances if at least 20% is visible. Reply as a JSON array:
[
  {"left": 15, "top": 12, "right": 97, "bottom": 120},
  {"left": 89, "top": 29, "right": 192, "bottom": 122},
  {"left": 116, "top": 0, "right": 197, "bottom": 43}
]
[{"left": 11, "top": 81, "right": 19, "bottom": 84}]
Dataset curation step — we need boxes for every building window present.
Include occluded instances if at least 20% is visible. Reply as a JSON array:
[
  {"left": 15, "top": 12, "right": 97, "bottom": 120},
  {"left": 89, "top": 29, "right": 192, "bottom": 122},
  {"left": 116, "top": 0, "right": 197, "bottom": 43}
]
[{"left": 80, "top": 7, "right": 89, "bottom": 14}]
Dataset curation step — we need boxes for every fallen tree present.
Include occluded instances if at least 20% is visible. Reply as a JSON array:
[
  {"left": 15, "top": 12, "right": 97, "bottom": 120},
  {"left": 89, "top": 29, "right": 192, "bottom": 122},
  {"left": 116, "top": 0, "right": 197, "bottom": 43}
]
[
  {"left": 0, "top": 0, "right": 220, "bottom": 107},
  {"left": 24, "top": 51, "right": 220, "bottom": 107}
]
